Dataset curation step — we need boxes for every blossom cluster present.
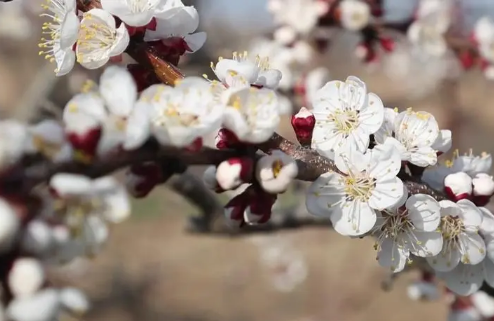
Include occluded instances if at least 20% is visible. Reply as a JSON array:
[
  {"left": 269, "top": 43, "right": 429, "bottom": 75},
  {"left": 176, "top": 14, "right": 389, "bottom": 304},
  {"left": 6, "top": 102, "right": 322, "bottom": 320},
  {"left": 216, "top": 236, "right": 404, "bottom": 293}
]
[
  {"left": 295, "top": 75, "right": 494, "bottom": 297},
  {"left": 38, "top": 0, "right": 205, "bottom": 76}
]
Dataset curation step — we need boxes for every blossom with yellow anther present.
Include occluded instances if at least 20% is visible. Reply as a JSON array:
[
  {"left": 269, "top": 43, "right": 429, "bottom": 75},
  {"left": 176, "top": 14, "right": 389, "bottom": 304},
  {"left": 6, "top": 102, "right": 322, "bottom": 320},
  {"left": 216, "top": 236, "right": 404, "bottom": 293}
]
[
  {"left": 144, "top": 4, "right": 207, "bottom": 54},
  {"left": 306, "top": 142, "right": 404, "bottom": 236},
  {"left": 377, "top": 108, "right": 440, "bottom": 167},
  {"left": 210, "top": 51, "right": 283, "bottom": 89},
  {"left": 145, "top": 77, "right": 225, "bottom": 148},
  {"left": 255, "top": 150, "right": 298, "bottom": 194},
  {"left": 339, "top": 0, "right": 371, "bottom": 31},
  {"left": 311, "top": 76, "right": 384, "bottom": 158},
  {"left": 373, "top": 194, "right": 443, "bottom": 273},
  {"left": 38, "top": 0, "right": 80, "bottom": 76},
  {"left": 76, "top": 9, "right": 129, "bottom": 70}
]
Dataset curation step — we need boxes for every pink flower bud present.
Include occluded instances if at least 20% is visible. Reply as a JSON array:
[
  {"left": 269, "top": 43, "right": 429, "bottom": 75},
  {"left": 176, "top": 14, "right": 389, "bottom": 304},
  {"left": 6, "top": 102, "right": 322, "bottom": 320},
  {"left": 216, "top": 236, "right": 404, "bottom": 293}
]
[
  {"left": 444, "top": 172, "right": 473, "bottom": 201},
  {"left": 472, "top": 173, "right": 494, "bottom": 206},
  {"left": 224, "top": 192, "right": 250, "bottom": 228},
  {"left": 216, "top": 157, "right": 253, "bottom": 190},
  {"left": 66, "top": 127, "right": 102, "bottom": 164},
  {"left": 291, "top": 107, "right": 315, "bottom": 146},
  {"left": 459, "top": 51, "right": 475, "bottom": 70},
  {"left": 379, "top": 37, "right": 395, "bottom": 52},
  {"left": 244, "top": 191, "right": 277, "bottom": 225},
  {"left": 202, "top": 166, "right": 224, "bottom": 193},
  {"left": 215, "top": 128, "right": 240, "bottom": 150},
  {"left": 125, "top": 163, "right": 162, "bottom": 198}
]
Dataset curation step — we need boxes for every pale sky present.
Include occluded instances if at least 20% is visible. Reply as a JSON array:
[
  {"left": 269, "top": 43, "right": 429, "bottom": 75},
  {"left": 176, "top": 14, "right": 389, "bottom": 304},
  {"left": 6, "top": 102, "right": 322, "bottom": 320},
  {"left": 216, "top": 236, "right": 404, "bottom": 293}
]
[{"left": 200, "top": 0, "right": 494, "bottom": 31}]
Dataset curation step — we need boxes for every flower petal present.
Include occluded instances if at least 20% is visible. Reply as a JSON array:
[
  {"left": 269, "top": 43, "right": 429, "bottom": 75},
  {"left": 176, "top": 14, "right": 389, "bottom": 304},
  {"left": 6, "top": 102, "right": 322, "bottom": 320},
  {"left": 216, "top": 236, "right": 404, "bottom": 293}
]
[
  {"left": 427, "top": 248, "right": 461, "bottom": 272},
  {"left": 50, "top": 174, "right": 93, "bottom": 197},
  {"left": 408, "top": 231, "right": 443, "bottom": 257},
  {"left": 406, "top": 194, "right": 441, "bottom": 232},
  {"left": 377, "top": 237, "right": 408, "bottom": 273},
  {"left": 369, "top": 176, "right": 404, "bottom": 210},
  {"left": 330, "top": 199, "right": 377, "bottom": 236},
  {"left": 99, "top": 66, "right": 137, "bottom": 116},
  {"left": 439, "top": 263, "right": 484, "bottom": 296},
  {"left": 457, "top": 199, "right": 483, "bottom": 228},
  {"left": 458, "top": 232, "right": 486, "bottom": 265}
]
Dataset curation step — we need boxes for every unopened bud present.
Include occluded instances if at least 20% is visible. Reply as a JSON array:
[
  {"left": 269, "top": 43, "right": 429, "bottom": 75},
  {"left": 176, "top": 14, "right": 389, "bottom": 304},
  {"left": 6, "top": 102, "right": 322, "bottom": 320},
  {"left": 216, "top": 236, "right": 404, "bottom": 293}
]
[
  {"left": 8, "top": 258, "right": 44, "bottom": 298},
  {"left": 66, "top": 127, "right": 102, "bottom": 164},
  {"left": 215, "top": 128, "right": 240, "bottom": 150},
  {"left": 224, "top": 192, "right": 251, "bottom": 228},
  {"left": 125, "top": 162, "right": 162, "bottom": 198},
  {"left": 244, "top": 190, "right": 277, "bottom": 225},
  {"left": 444, "top": 172, "right": 472, "bottom": 201},
  {"left": 216, "top": 157, "right": 253, "bottom": 190},
  {"left": 379, "top": 37, "right": 395, "bottom": 52},
  {"left": 472, "top": 173, "right": 494, "bottom": 206},
  {"left": 291, "top": 107, "right": 315, "bottom": 146}
]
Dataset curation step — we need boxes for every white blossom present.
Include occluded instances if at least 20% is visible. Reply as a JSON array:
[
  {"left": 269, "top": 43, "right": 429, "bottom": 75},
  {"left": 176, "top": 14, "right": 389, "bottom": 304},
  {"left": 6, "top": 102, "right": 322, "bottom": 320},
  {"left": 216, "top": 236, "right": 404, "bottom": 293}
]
[
  {"left": 0, "top": 197, "right": 20, "bottom": 251},
  {"left": 255, "top": 151, "right": 298, "bottom": 194},
  {"left": 311, "top": 76, "right": 384, "bottom": 157},
  {"left": 101, "top": 0, "right": 165, "bottom": 27},
  {"left": 376, "top": 109, "right": 440, "bottom": 167},
  {"left": 8, "top": 258, "right": 45, "bottom": 298},
  {"left": 427, "top": 200, "right": 486, "bottom": 272},
  {"left": 444, "top": 172, "right": 473, "bottom": 200},
  {"left": 339, "top": 0, "right": 371, "bottom": 31},
  {"left": 211, "top": 51, "right": 282, "bottom": 89},
  {"left": 76, "top": 9, "right": 130, "bottom": 69},
  {"left": 59, "top": 287, "right": 90, "bottom": 315},
  {"left": 63, "top": 66, "right": 154, "bottom": 155},
  {"left": 39, "top": 0, "right": 80, "bottom": 76},
  {"left": 148, "top": 77, "right": 224, "bottom": 147},
  {"left": 432, "top": 129, "right": 452, "bottom": 154},
  {"left": 474, "top": 17, "right": 494, "bottom": 63},
  {"left": 21, "top": 220, "right": 54, "bottom": 256},
  {"left": 219, "top": 83, "right": 280, "bottom": 144},
  {"left": 422, "top": 150, "right": 492, "bottom": 190},
  {"left": 0, "top": 120, "right": 29, "bottom": 171},
  {"left": 472, "top": 173, "right": 494, "bottom": 197},
  {"left": 267, "top": 0, "right": 327, "bottom": 35},
  {"left": 374, "top": 194, "right": 443, "bottom": 273},
  {"left": 408, "top": 11, "right": 450, "bottom": 57},
  {"left": 25, "top": 120, "right": 72, "bottom": 163},
  {"left": 438, "top": 262, "right": 485, "bottom": 296},
  {"left": 144, "top": 5, "right": 207, "bottom": 53},
  {"left": 306, "top": 143, "right": 404, "bottom": 236},
  {"left": 7, "top": 289, "right": 60, "bottom": 321},
  {"left": 216, "top": 158, "right": 252, "bottom": 191},
  {"left": 471, "top": 291, "right": 494, "bottom": 319}
]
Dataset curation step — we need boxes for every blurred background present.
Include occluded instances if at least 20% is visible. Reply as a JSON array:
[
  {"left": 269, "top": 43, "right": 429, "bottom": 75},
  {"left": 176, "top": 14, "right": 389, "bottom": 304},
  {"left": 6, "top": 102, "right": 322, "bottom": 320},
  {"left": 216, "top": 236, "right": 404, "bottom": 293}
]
[{"left": 2, "top": 0, "right": 494, "bottom": 320}]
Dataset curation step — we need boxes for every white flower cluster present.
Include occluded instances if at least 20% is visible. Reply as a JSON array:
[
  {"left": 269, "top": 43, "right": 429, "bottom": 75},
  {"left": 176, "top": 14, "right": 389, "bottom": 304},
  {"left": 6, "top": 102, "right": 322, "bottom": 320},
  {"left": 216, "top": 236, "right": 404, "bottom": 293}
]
[
  {"left": 38, "top": 0, "right": 205, "bottom": 76},
  {"left": 300, "top": 75, "right": 494, "bottom": 296}
]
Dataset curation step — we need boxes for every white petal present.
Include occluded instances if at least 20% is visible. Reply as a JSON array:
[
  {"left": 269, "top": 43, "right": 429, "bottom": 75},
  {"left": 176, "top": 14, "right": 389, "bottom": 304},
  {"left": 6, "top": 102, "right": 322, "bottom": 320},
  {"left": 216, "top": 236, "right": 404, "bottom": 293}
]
[
  {"left": 84, "top": 8, "right": 116, "bottom": 29},
  {"left": 123, "top": 101, "right": 152, "bottom": 150},
  {"left": 99, "top": 66, "right": 137, "bottom": 116},
  {"left": 408, "top": 231, "right": 443, "bottom": 257},
  {"left": 406, "top": 194, "right": 441, "bottom": 232},
  {"left": 427, "top": 248, "right": 461, "bottom": 272},
  {"left": 369, "top": 177, "right": 404, "bottom": 210},
  {"left": 432, "top": 129, "right": 452, "bottom": 153},
  {"left": 358, "top": 92, "right": 384, "bottom": 134},
  {"left": 439, "top": 263, "right": 484, "bottom": 296},
  {"left": 7, "top": 289, "right": 61, "bottom": 321},
  {"left": 334, "top": 144, "right": 369, "bottom": 175},
  {"left": 109, "top": 23, "right": 130, "bottom": 56},
  {"left": 50, "top": 174, "right": 93, "bottom": 196},
  {"left": 480, "top": 207, "right": 494, "bottom": 236},
  {"left": 184, "top": 32, "right": 207, "bottom": 52},
  {"left": 305, "top": 173, "right": 338, "bottom": 217},
  {"left": 95, "top": 179, "right": 131, "bottom": 223},
  {"left": 331, "top": 200, "right": 377, "bottom": 236},
  {"left": 59, "top": 12, "right": 80, "bottom": 49},
  {"left": 63, "top": 93, "right": 107, "bottom": 125},
  {"left": 458, "top": 232, "right": 486, "bottom": 265},
  {"left": 368, "top": 141, "right": 402, "bottom": 180},
  {"left": 0, "top": 198, "right": 19, "bottom": 249},
  {"left": 8, "top": 258, "right": 44, "bottom": 298},
  {"left": 457, "top": 199, "right": 483, "bottom": 228},
  {"left": 60, "top": 287, "right": 90, "bottom": 314},
  {"left": 54, "top": 47, "right": 76, "bottom": 77},
  {"left": 377, "top": 237, "right": 408, "bottom": 273},
  {"left": 440, "top": 199, "right": 462, "bottom": 217},
  {"left": 374, "top": 107, "right": 397, "bottom": 144}
]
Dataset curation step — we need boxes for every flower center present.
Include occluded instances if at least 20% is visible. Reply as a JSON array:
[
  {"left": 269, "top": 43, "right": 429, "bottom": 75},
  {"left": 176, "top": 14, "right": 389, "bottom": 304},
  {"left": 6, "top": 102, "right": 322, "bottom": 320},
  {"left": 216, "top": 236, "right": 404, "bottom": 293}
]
[
  {"left": 125, "top": 0, "right": 158, "bottom": 13},
  {"left": 53, "top": 197, "right": 101, "bottom": 237},
  {"left": 328, "top": 110, "right": 359, "bottom": 135},
  {"left": 32, "top": 135, "right": 61, "bottom": 158},
  {"left": 272, "top": 160, "right": 283, "bottom": 178},
  {"left": 153, "top": 103, "right": 199, "bottom": 128},
  {"left": 343, "top": 174, "right": 375, "bottom": 202},
  {"left": 77, "top": 13, "right": 117, "bottom": 63},
  {"left": 440, "top": 216, "right": 463, "bottom": 242}
]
